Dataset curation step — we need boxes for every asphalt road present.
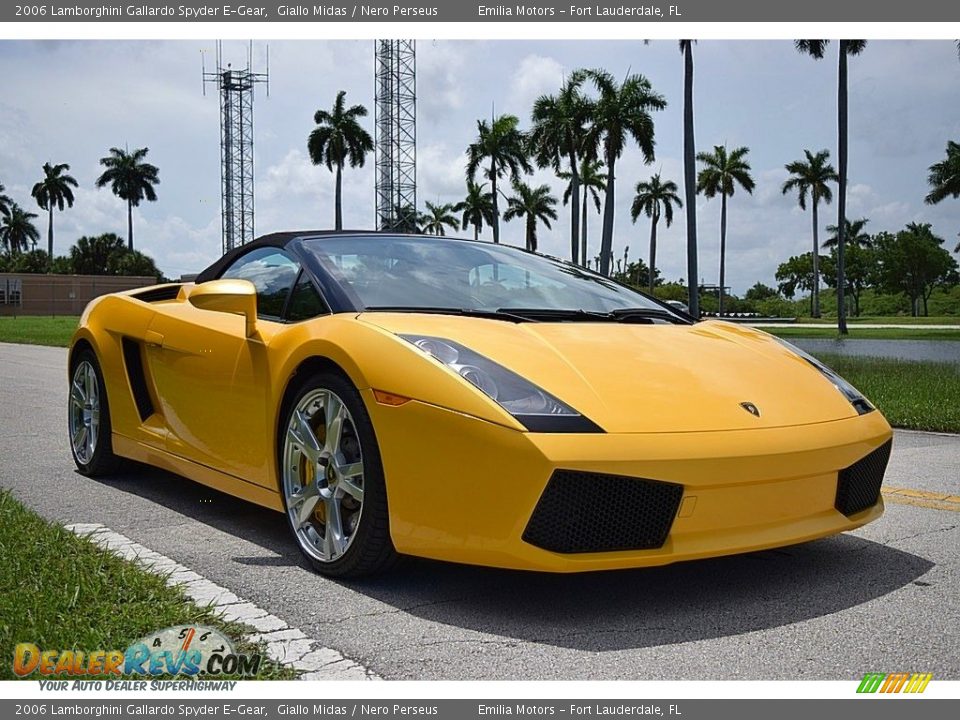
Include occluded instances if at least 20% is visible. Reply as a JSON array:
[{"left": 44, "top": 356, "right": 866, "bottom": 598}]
[{"left": 1, "top": 341, "right": 958, "bottom": 680}]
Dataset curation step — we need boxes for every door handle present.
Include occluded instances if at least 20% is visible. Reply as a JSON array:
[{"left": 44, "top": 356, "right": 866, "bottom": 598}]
[{"left": 145, "top": 330, "right": 164, "bottom": 348}]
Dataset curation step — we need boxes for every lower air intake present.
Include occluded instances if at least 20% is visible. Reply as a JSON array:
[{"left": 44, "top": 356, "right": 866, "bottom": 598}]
[
  {"left": 522, "top": 471, "right": 683, "bottom": 554},
  {"left": 835, "top": 439, "right": 893, "bottom": 517}
]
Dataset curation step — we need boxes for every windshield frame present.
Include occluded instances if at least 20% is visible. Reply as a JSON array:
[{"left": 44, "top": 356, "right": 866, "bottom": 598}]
[{"left": 294, "top": 233, "right": 691, "bottom": 324}]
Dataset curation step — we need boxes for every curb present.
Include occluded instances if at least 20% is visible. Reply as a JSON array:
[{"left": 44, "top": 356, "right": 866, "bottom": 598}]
[{"left": 65, "top": 523, "right": 380, "bottom": 681}]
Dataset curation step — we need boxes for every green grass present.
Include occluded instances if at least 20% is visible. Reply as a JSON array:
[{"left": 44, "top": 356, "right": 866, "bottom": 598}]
[
  {"left": 0, "top": 316, "right": 78, "bottom": 347},
  {"left": 796, "top": 315, "right": 960, "bottom": 326},
  {"left": 812, "top": 354, "right": 960, "bottom": 433},
  {"left": 767, "top": 326, "right": 960, "bottom": 341},
  {"left": 0, "top": 490, "right": 296, "bottom": 680}
]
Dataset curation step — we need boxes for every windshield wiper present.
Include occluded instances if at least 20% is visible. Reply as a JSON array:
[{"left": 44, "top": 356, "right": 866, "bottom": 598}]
[
  {"left": 362, "top": 305, "right": 536, "bottom": 323},
  {"left": 362, "top": 305, "right": 686, "bottom": 325},
  {"left": 495, "top": 308, "right": 615, "bottom": 322},
  {"left": 497, "top": 308, "right": 687, "bottom": 325},
  {"left": 610, "top": 307, "right": 688, "bottom": 324},
  {"left": 495, "top": 307, "right": 688, "bottom": 324}
]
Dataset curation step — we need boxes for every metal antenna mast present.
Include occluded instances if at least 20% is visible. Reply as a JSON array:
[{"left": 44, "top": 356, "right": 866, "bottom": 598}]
[
  {"left": 374, "top": 40, "right": 417, "bottom": 232},
  {"left": 203, "top": 41, "right": 269, "bottom": 253}
]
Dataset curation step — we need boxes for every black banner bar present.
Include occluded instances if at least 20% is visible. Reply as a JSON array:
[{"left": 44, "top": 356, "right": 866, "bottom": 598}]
[
  {"left": 2, "top": 699, "right": 958, "bottom": 720},
  {"left": 3, "top": 1, "right": 959, "bottom": 23}
]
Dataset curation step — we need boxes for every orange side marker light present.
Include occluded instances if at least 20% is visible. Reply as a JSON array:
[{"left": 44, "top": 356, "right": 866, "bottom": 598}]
[{"left": 373, "top": 390, "right": 411, "bottom": 406}]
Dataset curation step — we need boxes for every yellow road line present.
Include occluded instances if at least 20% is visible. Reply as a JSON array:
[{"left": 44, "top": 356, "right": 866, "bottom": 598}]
[{"left": 882, "top": 486, "right": 960, "bottom": 512}]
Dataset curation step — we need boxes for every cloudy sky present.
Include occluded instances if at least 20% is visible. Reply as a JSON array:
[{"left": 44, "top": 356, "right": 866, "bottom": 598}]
[{"left": 0, "top": 39, "right": 958, "bottom": 291}]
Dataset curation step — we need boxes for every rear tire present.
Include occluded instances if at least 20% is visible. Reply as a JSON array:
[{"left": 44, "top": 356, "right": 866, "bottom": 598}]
[
  {"left": 68, "top": 348, "right": 123, "bottom": 476},
  {"left": 278, "top": 370, "right": 396, "bottom": 578}
]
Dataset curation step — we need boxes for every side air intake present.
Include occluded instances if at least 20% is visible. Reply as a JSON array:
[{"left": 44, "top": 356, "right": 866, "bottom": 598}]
[
  {"left": 121, "top": 337, "right": 155, "bottom": 421},
  {"left": 131, "top": 285, "right": 182, "bottom": 303}
]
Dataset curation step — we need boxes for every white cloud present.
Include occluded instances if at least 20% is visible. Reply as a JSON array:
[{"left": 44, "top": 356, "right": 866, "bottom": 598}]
[
  {"left": 419, "top": 41, "right": 472, "bottom": 119},
  {"left": 257, "top": 148, "right": 374, "bottom": 232},
  {"left": 506, "top": 54, "right": 566, "bottom": 118},
  {"left": 135, "top": 214, "right": 221, "bottom": 278}
]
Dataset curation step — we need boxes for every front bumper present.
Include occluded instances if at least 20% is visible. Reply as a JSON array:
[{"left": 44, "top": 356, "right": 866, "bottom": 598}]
[{"left": 363, "top": 391, "right": 893, "bottom": 572}]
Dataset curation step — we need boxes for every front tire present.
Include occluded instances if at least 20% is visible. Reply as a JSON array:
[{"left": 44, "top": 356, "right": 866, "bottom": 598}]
[
  {"left": 68, "top": 348, "right": 122, "bottom": 476},
  {"left": 279, "top": 370, "right": 396, "bottom": 578}
]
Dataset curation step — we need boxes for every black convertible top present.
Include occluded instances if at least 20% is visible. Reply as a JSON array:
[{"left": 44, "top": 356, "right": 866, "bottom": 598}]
[{"left": 194, "top": 230, "right": 381, "bottom": 283}]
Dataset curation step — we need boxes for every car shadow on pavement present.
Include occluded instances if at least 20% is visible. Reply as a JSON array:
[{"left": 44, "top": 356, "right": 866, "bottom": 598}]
[
  {"left": 345, "top": 536, "right": 934, "bottom": 652},
  {"left": 85, "top": 463, "right": 304, "bottom": 565},
  {"left": 90, "top": 464, "right": 935, "bottom": 652}
]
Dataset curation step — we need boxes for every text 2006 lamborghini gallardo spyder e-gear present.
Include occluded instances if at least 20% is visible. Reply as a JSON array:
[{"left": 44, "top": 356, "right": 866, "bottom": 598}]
[{"left": 68, "top": 231, "right": 893, "bottom": 577}]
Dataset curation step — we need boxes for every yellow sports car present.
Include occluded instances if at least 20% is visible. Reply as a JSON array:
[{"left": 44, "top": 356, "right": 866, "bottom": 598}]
[{"left": 68, "top": 231, "right": 893, "bottom": 577}]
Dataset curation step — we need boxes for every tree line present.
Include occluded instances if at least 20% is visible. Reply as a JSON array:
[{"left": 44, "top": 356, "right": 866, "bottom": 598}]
[
  {"left": 1, "top": 147, "right": 159, "bottom": 255},
  {"left": 774, "top": 220, "right": 958, "bottom": 318},
  {"left": 306, "top": 42, "right": 960, "bottom": 328}
]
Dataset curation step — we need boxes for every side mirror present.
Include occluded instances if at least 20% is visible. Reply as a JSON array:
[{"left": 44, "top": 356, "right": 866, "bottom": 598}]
[{"left": 188, "top": 279, "right": 258, "bottom": 337}]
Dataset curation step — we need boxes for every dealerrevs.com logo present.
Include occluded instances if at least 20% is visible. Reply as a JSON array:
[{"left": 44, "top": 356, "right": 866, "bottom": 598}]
[
  {"left": 857, "top": 673, "right": 933, "bottom": 694},
  {"left": 14, "top": 625, "right": 261, "bottom": 677}
]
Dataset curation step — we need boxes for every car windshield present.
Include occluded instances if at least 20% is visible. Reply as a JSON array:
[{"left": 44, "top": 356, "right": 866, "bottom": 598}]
[{"left": 303, "top": 235, "right": 678, "bottom": 318}]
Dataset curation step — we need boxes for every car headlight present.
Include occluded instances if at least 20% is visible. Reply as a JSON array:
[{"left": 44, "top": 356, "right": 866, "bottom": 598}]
[
  {"left": 775, "top": 338, "right": 874, "bottom": 415},
  {"left": 401, "top": 335, "right": 602, "bottom": 433}
]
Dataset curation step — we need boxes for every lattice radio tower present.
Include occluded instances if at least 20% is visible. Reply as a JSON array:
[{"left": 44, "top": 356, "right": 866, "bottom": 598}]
[
  {"left": 203, "top": 41, "right": 269, "bottom": 253},
  {"left": 374, "top": 40, "right": 417, "bottom": 232}
]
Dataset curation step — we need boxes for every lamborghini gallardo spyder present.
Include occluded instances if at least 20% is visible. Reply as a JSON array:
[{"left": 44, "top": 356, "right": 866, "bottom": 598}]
[{"left": 68, "top": 231, "right": 893, "bottom": 577}]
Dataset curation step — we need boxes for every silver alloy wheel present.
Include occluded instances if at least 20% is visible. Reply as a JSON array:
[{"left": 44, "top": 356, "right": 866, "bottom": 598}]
[
  {"left": 69, "top": 360, "right": 100, "bottom": 465},
  {"left": 282, "top": 388, "right": 365, "bottom": 563}
]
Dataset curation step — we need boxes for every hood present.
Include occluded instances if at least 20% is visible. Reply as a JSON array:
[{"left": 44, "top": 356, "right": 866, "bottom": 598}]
[{"left": 358, "top": 313, "right": 860, "bottom": 433}]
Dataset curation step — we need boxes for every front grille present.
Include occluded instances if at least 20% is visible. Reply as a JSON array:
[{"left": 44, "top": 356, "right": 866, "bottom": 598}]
[
  {"left": 835, "top": 440, "right": 893, "bottom": 517},
  {"left": 522, "top": 470, "right": 684, "bottom": 554}
]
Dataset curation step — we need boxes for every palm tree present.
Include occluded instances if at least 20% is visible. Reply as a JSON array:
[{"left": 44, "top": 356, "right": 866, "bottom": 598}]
[
  {"left": 31, "top": 162, "right": 78, "bottom": 257},
  {"left": 390, "top": 203, "right": 420, "bottom": 234},
  {"left": 455, "top": 180, "right": 495, "bottom": 241},
  {"left": 0, "top": 182, "right": 12, "bottom": 219},
  {"left": 529, "top": 76, "right": 592, "bottom": 263},
  {"left": 824, "top": 220, "right": 870, "bottom": 319},
  {"left": 0, "top": 204, "right": 40, "bottom": 255},
  {"left": 680, "top": 40, "right": 700, "bottom": 318},
  {"left": 559, "top": 158, "right": 606, "bottom": 270},
  {"left": 631, "top": 173, "right": 683, "bottom": 295},
  {"left": 503, "top": 181, "right": 558, "bottom": 252},
  {"left": 825, "top": 217, "right": 871, "bottom": 248},
  {"left": 781, "top": 149, "right": 838, "bottom": 317},
  {"left": 576, "top": 68, "right": 666, "bottom": 276},
  {"left": 925, "top": 140, "right": 960, "bottom": 207},
  {"left": 796, "top": 39, "right": 867, "bottom": 335},
  {"left": 696, "top": 145, "right": 755, "bottom": 316},
  {"left": 466, "top": 114, "right": 532, "bottom": 244},
  {"left": 308, "top": 90, "right": 374, "bottom": 231},
  {"left": 95, "top": 147, "right": 160, "bottom": 251},
  {"left": 419, "top": 201, "right": 460, "bottom": 236}
]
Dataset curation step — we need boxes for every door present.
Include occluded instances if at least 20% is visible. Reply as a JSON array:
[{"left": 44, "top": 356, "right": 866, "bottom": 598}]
[{"left": 145, "top": 247, "right": 300, "bottom": 487}]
